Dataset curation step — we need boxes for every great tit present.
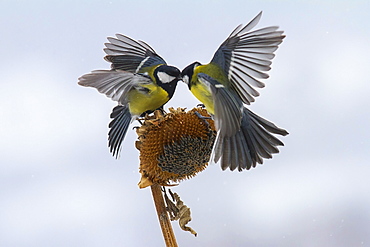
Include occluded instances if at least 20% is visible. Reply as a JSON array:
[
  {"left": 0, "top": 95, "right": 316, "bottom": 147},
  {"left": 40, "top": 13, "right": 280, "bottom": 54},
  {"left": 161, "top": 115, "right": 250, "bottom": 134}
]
[
  {"left": 78, "top": 34, "right": 181, "bottom": 157},
  {"left": 181, "top": 12, "right": 288, "bottom": 171}
]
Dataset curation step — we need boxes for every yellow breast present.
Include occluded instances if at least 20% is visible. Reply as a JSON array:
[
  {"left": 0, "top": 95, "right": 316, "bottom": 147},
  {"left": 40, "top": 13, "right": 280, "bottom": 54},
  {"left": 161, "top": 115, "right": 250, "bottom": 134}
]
[
  {"left": 189, "top": 63, "right": 228, "bottom": 115},
  {"left": 190, "top": 83, "right": 215, "bottom": 115},
  {"left": 128, "top": 84, "right": 169, "bottom": 116}
]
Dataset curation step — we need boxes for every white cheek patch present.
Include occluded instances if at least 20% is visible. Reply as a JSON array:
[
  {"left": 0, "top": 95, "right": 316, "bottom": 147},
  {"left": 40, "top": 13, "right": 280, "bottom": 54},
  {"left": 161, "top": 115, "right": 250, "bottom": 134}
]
[
  {"left": 183, "top": 75, "right": 189, "bottom": 84},
  {"left": 157, "top": 72, "right": 176, "bottom": 84}
]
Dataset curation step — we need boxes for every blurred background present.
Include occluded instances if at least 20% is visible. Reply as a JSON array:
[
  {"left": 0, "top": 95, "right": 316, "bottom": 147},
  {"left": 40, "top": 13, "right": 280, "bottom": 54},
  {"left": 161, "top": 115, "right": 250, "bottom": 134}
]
[{"left": 1, "top": 0, "right": 369, "bottom": 246}]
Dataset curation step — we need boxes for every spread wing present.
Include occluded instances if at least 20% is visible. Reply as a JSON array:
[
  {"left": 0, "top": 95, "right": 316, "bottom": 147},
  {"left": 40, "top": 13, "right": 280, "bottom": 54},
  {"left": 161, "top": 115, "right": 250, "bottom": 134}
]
[
  {"left": 197, "top": 73, "right": 247, "bottom": 170},
  {"left": 210, "top": 11, "right": 285, "bottom": 104},
  {"left": 197, "top": 73, "right": 242, "bottom": 137},
  {"left": 78, "top": 70, "right": 152, "bottom": 104},
  {"left": 197, "top": 74, "right": 288, "bottom": 172},
  {"left": 104, "top": 34, "right": 167, "bottom": 72}
]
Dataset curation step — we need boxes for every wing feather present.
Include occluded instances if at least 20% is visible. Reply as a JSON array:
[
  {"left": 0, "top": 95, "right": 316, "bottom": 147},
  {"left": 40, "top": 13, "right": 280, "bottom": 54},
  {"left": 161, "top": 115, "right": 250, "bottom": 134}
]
[
  {"left": 197, "top": 73, "right": 242, "bottom": 137},
  {"left": 103, "top": 34, "right": 166, "bottom": 72},
  {"left": 78, "top": 70, "right": 151, "bottom": 104},
  {"left": 210, "top": 12, "right": 285, "bottom": 104}
]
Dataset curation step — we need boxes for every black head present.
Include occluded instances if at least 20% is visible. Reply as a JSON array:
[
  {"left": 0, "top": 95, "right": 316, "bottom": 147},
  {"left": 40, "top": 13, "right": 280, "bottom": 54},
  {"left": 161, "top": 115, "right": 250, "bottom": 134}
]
[
  {"left": 181, "top": 62, "right": 201, "bottom": 89},
  {"left": 154, "top": 65, "right": 181, "bottom": 98}
]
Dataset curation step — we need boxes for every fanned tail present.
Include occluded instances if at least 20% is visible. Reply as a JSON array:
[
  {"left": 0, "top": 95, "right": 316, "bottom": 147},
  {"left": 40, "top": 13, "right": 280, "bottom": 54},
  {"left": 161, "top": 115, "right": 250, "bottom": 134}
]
[
  {"left": 108, "top": 105, "right": 133, "bottom": 158},
  {"left": 214, "top": 107, "right": 288, "bottom": 171}
]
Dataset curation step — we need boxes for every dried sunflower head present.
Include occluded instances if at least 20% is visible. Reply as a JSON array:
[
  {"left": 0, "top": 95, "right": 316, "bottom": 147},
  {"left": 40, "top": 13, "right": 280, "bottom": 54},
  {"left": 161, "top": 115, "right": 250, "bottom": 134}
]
[{"left": 136, "top": 107, "right": 216, "bottom": 188}]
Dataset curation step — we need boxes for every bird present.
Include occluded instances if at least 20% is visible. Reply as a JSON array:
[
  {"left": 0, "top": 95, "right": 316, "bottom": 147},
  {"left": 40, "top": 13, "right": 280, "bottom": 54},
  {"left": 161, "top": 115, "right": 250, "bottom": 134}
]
[
  {"left": 78, "top": 34, "right": 181, "bottom": 158},
  {"left": 181, "top": 11, "right": 288, "bottom": 171}
]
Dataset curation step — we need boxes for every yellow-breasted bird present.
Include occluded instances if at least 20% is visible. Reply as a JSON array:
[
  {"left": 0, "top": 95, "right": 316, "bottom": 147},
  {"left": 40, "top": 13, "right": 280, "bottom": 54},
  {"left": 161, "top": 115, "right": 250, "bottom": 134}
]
[
  {"left": 181, "top": 12, "right": 288, "bottom": 171},
  {"left": 78, "top": 34, "right": 181, "bottom": 158}
]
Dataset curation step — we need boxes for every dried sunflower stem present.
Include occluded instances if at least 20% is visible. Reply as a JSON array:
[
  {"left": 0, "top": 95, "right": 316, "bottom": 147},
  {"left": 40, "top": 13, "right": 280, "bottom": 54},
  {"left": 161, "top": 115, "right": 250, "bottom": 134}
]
[{"left": 151, "top": 183, "right": 178, "bottom": 247}]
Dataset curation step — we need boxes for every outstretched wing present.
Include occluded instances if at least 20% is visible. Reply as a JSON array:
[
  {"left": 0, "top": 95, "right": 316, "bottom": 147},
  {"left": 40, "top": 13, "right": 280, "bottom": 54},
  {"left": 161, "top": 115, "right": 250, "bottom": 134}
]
[
  {"left": 78, "top": 70, "right": 152, "bottom": 104},
  {"left": 197, "top": 73, "right": 288, "bottom": 171},
  {"left": 197, "top": 73, "right": 242, "bottom": 137},
  {"left": 197, "top": 73, "right": 247, "bottom": 170},
  {"left": 104, "top": 34, "right": 167, "bottom": 73},
  {"left": 210, "top": 11, "right": 285, "bottom": 104}
]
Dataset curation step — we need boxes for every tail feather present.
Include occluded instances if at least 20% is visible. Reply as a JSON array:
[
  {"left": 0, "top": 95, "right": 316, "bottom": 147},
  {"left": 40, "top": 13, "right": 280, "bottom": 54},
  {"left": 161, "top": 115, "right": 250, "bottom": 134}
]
[
  {"left": 220, "top": 138, "right": 231, "bottom": 171},
  {"left": 215, "top": 107, "right": 288, "bottom": 171},
  {"left": 248, "top": 117, "right": 282, "bottom": 152},
  {"left": 246, "top": 108, "right": 289, "bottom": 136},
  {"left": 238, "top": 133, "right": 252, "bottom": 170},
  {"left": 229, "top": 135, "right": 239, "bottom": 171},
  {"left": 249, "top": 130, "right": 273, "bottom": 159},
  {"left": 108, "top": 105, "right": 133, "bottom": 158}
]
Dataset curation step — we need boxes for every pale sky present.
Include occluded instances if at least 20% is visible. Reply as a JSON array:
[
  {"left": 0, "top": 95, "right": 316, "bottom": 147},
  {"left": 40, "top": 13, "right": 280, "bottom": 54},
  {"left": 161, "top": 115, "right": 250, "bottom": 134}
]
[{"left": 1, "top": 1, "right": 370, "bottom": 246}]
